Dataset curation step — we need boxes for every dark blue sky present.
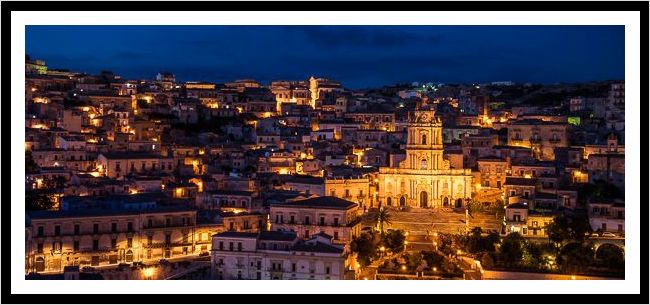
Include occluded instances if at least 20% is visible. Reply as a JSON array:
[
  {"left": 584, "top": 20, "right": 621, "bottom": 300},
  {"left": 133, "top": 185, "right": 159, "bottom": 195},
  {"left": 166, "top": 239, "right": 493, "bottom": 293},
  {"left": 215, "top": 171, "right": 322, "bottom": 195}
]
[{"left": 26, "top": 25, "right": 624, "bottom": 89}]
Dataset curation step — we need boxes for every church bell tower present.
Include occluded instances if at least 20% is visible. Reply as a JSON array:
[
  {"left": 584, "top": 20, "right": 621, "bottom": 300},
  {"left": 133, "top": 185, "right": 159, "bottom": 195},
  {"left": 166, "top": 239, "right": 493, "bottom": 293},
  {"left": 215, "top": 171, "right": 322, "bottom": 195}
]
[{"left": 402, "top": 96, "right": 445, "bottom": 171}]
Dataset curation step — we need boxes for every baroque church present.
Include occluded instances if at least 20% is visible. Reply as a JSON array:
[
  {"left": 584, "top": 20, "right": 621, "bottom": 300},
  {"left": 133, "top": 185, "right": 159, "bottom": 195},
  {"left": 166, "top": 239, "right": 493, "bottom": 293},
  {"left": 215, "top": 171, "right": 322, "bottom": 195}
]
[{"left": 378, "top": 98, "right": 473, "bottom": 209}]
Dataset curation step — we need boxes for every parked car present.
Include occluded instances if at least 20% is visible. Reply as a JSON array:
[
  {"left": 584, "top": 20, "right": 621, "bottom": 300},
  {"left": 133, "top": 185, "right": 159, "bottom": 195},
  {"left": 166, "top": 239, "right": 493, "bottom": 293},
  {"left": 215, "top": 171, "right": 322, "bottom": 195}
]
[
  {"left": 590, "top": 233, "right": 600, "bottom": 237},
  {"left": 601, "top": 232, "right": 617, "bottom": 238}
]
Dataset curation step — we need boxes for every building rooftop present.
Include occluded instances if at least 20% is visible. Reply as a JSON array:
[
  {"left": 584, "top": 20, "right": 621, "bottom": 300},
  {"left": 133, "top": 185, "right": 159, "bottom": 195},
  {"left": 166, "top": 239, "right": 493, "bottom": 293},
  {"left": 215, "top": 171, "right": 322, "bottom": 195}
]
[
  {"left": 293, "top": 241, "right": 344, "bottom": 254},
  {"left": 506, "top": 202, "right": 529, "bottom": 210},
  {"left": 206, "top": 190, "right": 255, "bottom": 196},
  {"left": 535, "top": 192, "right": 558, "bottom": 200},
  {"left": 99, "top": 152, "right": 163, "bottom": 160},
  {"left": 213, "top": 231, "right": 259, "bottom": 238},
  {"left": 259, "top": 230, "right": 297, "bottom": 241},
  {"left": 286, "top": 175, "right": 325, "bottom": 185},
  {"left": 505, "top": 177, "right": 538, "bottom": 186},
  {"left": 272, "top": 196, "right": 357, "bottom": 210}
]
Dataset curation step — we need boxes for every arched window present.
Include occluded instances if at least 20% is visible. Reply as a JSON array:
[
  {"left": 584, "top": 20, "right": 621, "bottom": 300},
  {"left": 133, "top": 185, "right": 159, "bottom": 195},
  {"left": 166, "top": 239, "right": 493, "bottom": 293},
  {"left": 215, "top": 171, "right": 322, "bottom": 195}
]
[
  {"left": 421, "top": 159, "right": 427, "bottom": 169},
  {"left": 421, "top": 133, "right": 427, "bottom": 145},
  {"left": 125, "top": 250, "right": 133, "bottom": 262},
  {"left": 35, "top": 257, "right": 45, "bottom": 272},
  {"left": 386, "top": 197, "right": 392, "bottom": 206}
]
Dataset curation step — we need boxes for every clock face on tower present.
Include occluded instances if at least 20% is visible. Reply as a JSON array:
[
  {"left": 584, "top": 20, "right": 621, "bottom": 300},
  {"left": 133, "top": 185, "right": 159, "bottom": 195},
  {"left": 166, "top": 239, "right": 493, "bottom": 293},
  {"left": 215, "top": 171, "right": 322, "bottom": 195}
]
[{"left": 419, "top": 113, "right": 429, "bottom": 123}]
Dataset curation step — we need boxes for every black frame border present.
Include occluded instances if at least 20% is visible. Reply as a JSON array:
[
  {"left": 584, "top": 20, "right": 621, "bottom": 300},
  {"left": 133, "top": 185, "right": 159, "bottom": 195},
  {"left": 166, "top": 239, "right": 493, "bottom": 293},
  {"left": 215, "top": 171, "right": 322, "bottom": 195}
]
[{"left": 1, "top": 1, "right": 647, "bottom": 304}]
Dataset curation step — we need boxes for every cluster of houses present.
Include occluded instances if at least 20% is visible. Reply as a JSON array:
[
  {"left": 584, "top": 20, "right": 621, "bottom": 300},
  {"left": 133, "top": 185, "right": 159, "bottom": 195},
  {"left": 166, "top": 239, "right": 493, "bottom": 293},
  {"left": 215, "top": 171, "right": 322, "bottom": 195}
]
[{"left": 24, "top": 55, "right": 624, "bottom": 279}]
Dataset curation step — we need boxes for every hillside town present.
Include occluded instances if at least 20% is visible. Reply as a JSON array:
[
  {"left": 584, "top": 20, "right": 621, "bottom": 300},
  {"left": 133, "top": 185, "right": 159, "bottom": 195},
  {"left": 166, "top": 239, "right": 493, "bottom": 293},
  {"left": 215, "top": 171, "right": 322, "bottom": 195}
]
[{"left": 24, "top": 55, "right": 625, "bottom": 280}]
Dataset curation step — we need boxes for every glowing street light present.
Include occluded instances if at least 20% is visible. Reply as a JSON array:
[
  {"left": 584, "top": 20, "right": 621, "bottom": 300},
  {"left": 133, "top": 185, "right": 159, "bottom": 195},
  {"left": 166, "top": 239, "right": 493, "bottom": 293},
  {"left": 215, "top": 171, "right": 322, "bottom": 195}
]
[
  {"left": 401, "top": 265, "right": 407, "bottom": 271},
  {"left": 142, "top": 267, "right": 155, "bottom": 279}
]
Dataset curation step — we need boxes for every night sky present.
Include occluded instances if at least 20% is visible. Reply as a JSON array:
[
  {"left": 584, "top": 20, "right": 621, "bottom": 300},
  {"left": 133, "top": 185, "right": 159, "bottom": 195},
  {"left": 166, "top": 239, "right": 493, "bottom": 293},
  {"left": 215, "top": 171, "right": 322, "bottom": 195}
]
[{"left": 26, "top": 25, "right": 624, "bottom": 89}]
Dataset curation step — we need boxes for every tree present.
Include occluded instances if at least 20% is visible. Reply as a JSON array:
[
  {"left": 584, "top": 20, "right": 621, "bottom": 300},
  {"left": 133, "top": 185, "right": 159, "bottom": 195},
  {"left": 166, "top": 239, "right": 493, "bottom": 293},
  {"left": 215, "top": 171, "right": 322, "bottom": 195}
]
[
  {"left": 405, "top": 252, "right": 423, "bottom": 270},
  {"left": 350, "top": 232, "right": 379, "bottom": 267},
  {"left": 25, "top": 189, "right": 56, "bottom": 211},
  {"left": 546, "top": 213, "right": 593, "bottom": 249},
  {"left": 567, "top": 214, "right": 592, "bottom": 244},
  {"left": 465, "top": 227, "right": 499, "bottom": 254},
  {"left": 556, "top": 242, "right": 595, "bottom": 274},
  {"left": 382, "top": 229, "right": 406, "bottom": 253},
  {"left": 595, "top": 244, "right": 624, "bottom": 270},
  {"left": 522, "top": 241, "right": 544, "bottom": 268},
  {"left": 499, "top": 232, "right": 525, "bottom": 267},
  {"left": 437, "top": 233, "right": 454, "bottom": 256},
  {"left": 422, "top": 251, "right": 445, "bottom": 269},
  {"left": 546, "top": 215, "right": 571, "bottom": 248},
  {"left": 373, "top": 207, "right": 392, "bottom": 236}
]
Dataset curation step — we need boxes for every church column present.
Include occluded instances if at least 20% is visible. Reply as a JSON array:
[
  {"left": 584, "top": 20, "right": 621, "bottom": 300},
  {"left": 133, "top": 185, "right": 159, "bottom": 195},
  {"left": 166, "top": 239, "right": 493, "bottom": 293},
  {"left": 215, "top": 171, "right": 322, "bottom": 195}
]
[{"left": 431, "top": 179, "right": 435, "bottom": 209}]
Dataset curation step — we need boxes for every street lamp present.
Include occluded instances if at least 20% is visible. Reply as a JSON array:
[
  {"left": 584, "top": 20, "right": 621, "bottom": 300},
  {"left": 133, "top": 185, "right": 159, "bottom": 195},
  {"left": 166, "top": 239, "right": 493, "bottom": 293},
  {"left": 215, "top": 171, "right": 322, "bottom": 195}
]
[{"left": 142, "top": 267, "right": 155, "bottom": 280}]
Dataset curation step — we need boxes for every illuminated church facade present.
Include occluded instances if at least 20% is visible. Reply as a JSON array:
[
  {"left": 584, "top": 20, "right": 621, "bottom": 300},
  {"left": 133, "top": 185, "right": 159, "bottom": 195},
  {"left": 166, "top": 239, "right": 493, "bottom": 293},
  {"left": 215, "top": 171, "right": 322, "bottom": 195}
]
[{"left": 378, "top": 100, "right": 473, "bottom": 209}]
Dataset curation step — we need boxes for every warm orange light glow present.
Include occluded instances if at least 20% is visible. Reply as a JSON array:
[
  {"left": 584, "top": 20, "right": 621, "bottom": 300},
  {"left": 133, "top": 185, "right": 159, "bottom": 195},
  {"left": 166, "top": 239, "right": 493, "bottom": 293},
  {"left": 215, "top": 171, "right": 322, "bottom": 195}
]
[
  {"left": 143, "top": 268, "right": 155, "bottom": 278},
  {"left": 524, "top": 174, "right": 532, "bottom": 179}
]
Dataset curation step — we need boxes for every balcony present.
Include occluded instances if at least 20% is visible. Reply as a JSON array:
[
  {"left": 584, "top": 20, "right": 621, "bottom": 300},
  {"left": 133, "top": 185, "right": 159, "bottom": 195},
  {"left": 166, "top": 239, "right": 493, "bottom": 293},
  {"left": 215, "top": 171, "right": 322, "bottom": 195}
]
[{"left": 529, "top": 137, "right": 542, "bottom": 144}]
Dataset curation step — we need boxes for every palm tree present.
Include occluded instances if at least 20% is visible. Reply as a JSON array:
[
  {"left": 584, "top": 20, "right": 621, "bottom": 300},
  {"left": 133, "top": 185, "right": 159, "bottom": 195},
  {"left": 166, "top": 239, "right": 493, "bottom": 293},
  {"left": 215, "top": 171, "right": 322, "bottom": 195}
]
[{"left": 374, "top": 207, "right": 392, "bottom": 236}]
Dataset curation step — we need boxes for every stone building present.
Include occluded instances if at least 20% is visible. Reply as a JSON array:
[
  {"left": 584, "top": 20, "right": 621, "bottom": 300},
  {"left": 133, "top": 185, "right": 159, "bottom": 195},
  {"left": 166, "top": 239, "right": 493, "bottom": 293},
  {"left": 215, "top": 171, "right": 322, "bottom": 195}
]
[{"left": 378, "top": 101, "right": 472, "bottom": 209}]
